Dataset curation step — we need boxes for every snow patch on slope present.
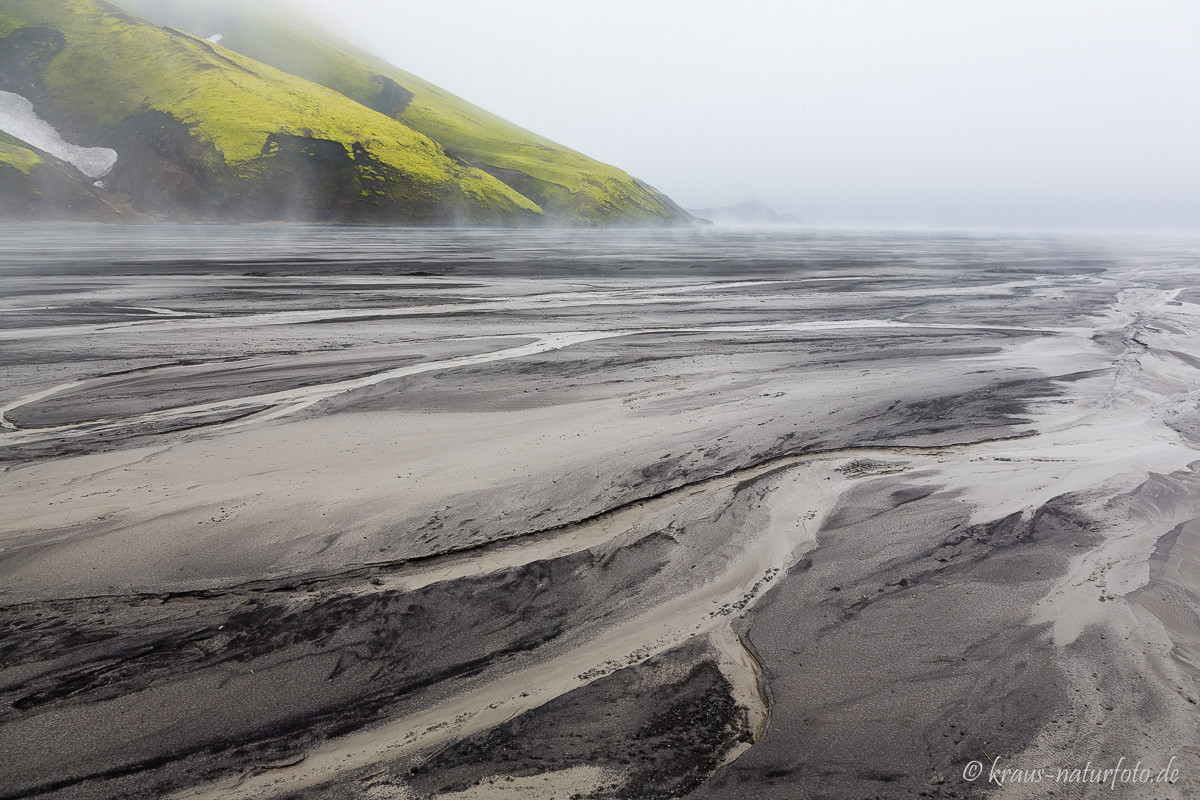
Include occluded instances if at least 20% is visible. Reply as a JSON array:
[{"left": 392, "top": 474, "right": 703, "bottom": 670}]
[{"left": 0, "top": 91, "right": 118, "bottom": 179}]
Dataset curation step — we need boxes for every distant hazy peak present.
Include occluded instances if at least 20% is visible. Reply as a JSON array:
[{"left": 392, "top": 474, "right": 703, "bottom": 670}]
[{"left": 687, "top": 199, "right": 800, "bottom": 226}]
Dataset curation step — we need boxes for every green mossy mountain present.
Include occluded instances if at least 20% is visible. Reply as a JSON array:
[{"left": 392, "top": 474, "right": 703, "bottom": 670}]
[
  {"left": 0, "top": 0, "right": 690, "bottom": 225},
  {"left": 111, "top": 0, "right": 691, "bottom": 226}
]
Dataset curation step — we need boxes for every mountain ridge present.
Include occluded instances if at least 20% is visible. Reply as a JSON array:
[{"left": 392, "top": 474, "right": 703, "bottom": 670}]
[{"left": 0, "top": 0, "right": 692, "bottom": 226}]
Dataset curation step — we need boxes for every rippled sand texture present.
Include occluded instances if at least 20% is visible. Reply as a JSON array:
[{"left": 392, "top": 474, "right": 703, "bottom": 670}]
[{"left": 1, "top": 227, "right": 1199, "bottom": 800}]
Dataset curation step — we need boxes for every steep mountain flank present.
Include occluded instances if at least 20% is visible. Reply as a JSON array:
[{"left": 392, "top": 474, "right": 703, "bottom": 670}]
[
  {"left": 0, "top": 0, "right": 540, "bottom": 223},
  {"left": 111, "top": 0, "right": 693, "bottom": 225},
  {"left": 0, "top": 0, "right": 691, "bottom": 225},
  {"left": 0, "top": 130, "right": 125, "bottom": 219}
]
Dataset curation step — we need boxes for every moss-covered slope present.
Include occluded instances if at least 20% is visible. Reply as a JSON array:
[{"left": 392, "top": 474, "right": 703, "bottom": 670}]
[
  {"left": 111, "top": 0, "right": 693, "bottom": 226},
  {"left": 0, "top": 0, "right": 543, "bottom": 223},
  {"left": 0, "top": 131, "right": 44, "bottom": 175},
  {"left": 0, "top": 130, "right": 125, "bottom": 219}
]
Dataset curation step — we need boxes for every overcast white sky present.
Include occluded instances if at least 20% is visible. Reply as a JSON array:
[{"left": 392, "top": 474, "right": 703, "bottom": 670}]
[{"left": 293, "top": 0, "right": 1200, "bottom": 230}]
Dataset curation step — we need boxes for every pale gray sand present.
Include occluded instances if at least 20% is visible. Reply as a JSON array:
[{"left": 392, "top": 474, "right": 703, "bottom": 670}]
[{"left": 1, "top": 227, "right": 1198, "bottom": 800}]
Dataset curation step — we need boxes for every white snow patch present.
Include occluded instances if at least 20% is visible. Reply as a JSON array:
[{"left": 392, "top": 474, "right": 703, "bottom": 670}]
[
  {"left": 0, "top": 91, "right": 118, "bottom": 178},
  {"left": 207, "top": 33, "right": 223, "bottom": 43}
]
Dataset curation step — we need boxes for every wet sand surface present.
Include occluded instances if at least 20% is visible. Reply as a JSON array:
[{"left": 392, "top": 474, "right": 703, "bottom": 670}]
[{"left": 1, "top": 226, "right": 1199, "bottom": 799}]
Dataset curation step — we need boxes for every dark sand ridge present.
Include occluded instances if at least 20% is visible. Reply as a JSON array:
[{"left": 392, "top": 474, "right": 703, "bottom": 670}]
[{"left": 1, "top": 229, "right": 1199, "bottom": 799}]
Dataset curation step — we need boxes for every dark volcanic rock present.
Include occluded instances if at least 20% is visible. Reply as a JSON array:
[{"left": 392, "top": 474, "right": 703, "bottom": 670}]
[
  {"left": 369, "top": 74, "right": 415, "bottom": 117},
  {"left": 103, "top": 110, "right": 233, "bottom": 219},
  {"left": 0, "top": 27, "right": 65, "bottom": 98}
]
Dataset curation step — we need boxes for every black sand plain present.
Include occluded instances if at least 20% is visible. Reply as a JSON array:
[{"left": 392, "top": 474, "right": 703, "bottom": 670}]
[{"left": 1, "top": 227, "right": 1199, "bottom": 800}]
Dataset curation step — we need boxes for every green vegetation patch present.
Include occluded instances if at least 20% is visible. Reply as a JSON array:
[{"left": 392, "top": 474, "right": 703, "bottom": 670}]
[
  {"left": 0, "top": 13, "right": 21, "bottom": 39},
  {"left": 0, "top": 132, "right": 45, "bottom": 174}
]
